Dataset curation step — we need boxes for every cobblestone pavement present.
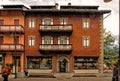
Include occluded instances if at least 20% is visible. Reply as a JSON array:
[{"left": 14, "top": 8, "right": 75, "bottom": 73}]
[{"left": 0, "top": 77, "right": 112, "bottom": 81}]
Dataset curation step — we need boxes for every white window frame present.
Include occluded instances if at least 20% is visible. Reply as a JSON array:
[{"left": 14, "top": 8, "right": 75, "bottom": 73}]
[
  {"left": 58, "top": 36, "right": 69, "bottom": 44},
  {"left": 28, "top": 36, "right": 35, "bottom": 47},
  {"left": 83, "top": 18, "right": 90, "bottom": 29},
  {"left": 60, "top": 18, "right": 67, "bottom": 25},
  {"left": 29, "top": 18, "right": 35, "bottom": 28},
  {"left": 42, "top": 18, "right": 53, "bottom": 25},
  {"left": 82, "top": 36, "right": 90, "bottom": 47},
  {"left": 42, "top": 36, "right": 53, "bottom": 44}
]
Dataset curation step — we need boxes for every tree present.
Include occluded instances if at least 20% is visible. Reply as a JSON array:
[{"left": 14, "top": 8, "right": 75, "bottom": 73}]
[{"left": 103, "top": 29, "right": 119, "bottom": 68}]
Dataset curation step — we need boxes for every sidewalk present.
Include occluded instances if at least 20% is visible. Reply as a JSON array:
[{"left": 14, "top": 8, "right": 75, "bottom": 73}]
[{"left": 0, "top": 76, "right": 112, "bottom": 81}]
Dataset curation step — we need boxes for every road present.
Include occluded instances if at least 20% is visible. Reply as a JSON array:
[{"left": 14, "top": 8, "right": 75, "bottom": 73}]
[{"left": 0, "top": 76, "right": 112, "bottom": 81}]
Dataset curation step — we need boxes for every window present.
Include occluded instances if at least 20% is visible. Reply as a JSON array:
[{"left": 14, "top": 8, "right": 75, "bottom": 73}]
[
  {"left": 74, "top": 57, "right": 98, "bottom": 70},
  {"left": 83, "top": 18, "right": 90, "bottom": 29},
  {"left": 14, "top": 19, "right": 19, "bottom": 25},
  {"left": 28, "top": 36, "right": 35, "bottom": 47},
  {"left": 60, "top": 18, "right": 67, "bottom": 25},
  {"left": 58, "top": 36, "right": 69, "bottom": 44},
  {"left": 42, "top": 18, "right": 53, "bottom": 25},
  {"left": 29, "top": 18, "right": 35, "bottom": 28},
  {"left": 13, "top": 36, "right": 19, "bottom": 44},
  {"left": 0, "top": 36, "right": 4, "bottom": 44},
  {"left": 42, "top": 36, "right": 53, "bottom": 44},
  {"left": 27, "top": 57, "right": 52, "bottom": 69},
  {"left": 82, "top": 36, "right": 90, "bottom": 47},
  {"left": 0, "top": 19, "right": 4, "bottom": 25}
]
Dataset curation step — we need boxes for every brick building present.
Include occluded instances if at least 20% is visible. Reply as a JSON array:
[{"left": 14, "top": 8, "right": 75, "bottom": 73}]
[
  {"left": 0, "top": 5, "right": 28, "bottom": 76},
  {"left": 0, "top": 3, "right": 111, "bottom": 77}
]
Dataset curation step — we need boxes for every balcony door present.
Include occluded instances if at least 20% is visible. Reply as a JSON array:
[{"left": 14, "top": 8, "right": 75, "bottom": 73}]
[
  {"left": 14, "top": 19, "right": 19, "bottom": 25},
  {"left": 13, "top": 56, "right": 21, "bottom": 72},
  {"left": 14, "top": 36, "right": 19, "bottom": 44},
  {"left": 0, "top": 19, "right": 4, "bottom": 25},
  {"left": 0, "top": 36, "right": 3, "bottom": 44}
]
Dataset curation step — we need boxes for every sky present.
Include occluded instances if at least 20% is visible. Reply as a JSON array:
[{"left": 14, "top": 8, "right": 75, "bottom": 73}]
[{"left": 0, "top": 0, "right": 119, "bottom": 36}]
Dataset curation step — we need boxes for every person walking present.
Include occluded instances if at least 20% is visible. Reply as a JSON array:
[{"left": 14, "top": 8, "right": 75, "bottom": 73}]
[
  {"left": 112, "top": 64, "right": 119, "bottom": 81},
  {"left": 2, "top": 66, "right": 9, "bottom": 81},
  {"left": 24, "top": 67, "right": 28, "bottom": 78}
]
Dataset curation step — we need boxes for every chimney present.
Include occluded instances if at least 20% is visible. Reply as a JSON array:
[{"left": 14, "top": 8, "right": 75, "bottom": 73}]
[
  {"left": 68, "top": 3, "right": 71, "bottom": 6},
  {"left": 55, "top": 3, "right": 59, "bottom": 9}
]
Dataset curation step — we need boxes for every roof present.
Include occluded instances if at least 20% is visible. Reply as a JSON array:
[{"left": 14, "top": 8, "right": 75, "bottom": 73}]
[
  {"left": 0, "top": 0, "right": 30, "bottom": 9},
  {"left": 0, "top": 4, "right": 111, "bottom": 14}
]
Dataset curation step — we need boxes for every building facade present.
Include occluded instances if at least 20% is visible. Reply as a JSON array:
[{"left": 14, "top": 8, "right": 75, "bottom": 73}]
[
  {"left": 0, "top": 4, "right": 111, "bottom": 77},
  {"left": 0, "top": 5, "right": 27, "bottom": 76}
]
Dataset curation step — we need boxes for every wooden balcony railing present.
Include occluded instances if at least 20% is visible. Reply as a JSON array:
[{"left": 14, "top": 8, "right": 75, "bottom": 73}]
[
  {"left": 0, "top": 44, "right": 24, "bottom": 52},
  {"left": 0, "top": 25, "right": 24, "bottom": 34},
  {"left": 39, "top": 24, "right": 72, "bottom": 34},
  {"left": 39, "top": 44, "right": 72, "bottom": 53}
]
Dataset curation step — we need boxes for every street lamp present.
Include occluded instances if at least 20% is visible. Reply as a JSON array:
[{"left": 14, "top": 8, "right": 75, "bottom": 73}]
[{"left": 11, "top": 32, "right": 17, "bottom": 78}]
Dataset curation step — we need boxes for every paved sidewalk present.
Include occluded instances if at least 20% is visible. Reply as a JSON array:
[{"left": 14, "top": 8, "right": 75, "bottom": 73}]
[{"left": 0, "top": 76, "right": 112, "bottom": 81}]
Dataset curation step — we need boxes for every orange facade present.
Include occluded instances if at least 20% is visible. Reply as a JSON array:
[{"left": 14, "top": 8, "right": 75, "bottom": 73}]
[{"left": 0, "top": 10, "right": 25, "bottom": 74}]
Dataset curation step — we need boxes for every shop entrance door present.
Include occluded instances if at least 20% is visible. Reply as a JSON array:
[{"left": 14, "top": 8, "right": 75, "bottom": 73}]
[{"left": 59, "top": 58, "right": 68, "bottom": 72}]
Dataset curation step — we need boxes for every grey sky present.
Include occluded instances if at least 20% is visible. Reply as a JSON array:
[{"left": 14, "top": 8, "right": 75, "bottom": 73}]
[{"left": 0, "top": 0, "right": 119, "bottom": 35}]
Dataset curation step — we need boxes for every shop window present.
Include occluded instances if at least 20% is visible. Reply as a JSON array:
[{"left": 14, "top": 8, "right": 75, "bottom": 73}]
[
  {"left": 27, "top": 57, "right": 52, "bottom": 69},
  {"left": 74, "top": 57, "right": 98, "bottom": 70}
]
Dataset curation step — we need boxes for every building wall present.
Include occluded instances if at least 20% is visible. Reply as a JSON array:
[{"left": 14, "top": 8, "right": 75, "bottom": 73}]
[
  {"left": 25, "top": 13, "right": 102, "bottom": 73},
  {"left": 0, "top": 11, "right": 25, "bottom": 72}
]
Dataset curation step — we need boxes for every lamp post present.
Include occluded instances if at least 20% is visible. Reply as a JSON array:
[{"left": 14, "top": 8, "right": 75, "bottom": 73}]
[{"left": 11, "top": 31, "right": 17, "bottom": 78}]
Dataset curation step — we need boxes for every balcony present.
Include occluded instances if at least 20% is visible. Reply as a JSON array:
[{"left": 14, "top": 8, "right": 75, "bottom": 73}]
[
  {"left": 39, "top": 44, "right": 72, "bottom": 54},
  {"left": 0, "top": 44, "right": 24, "bottom": 52},
  {"left": 0, "top": 25, "right": 24, "bottom": 34},
  {"left": 39, "top": 24, "right": 72, "bottom": 35}
]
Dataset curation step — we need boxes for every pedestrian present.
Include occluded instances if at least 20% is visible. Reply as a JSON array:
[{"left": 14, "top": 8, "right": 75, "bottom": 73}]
[
  {"left": 1, "top": 66, "right": 9, "bottom": 81},
  {"left": 24, "top": 67, "right": 28, "bottom": 78},
  {"left": 112, "top": 64, "right": 119, "bottom": 81}
]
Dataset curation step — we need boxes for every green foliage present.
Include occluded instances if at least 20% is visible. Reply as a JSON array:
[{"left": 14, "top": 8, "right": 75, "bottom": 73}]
[{"left": 103, "top": 28, "right": 119, "bottom": 68}]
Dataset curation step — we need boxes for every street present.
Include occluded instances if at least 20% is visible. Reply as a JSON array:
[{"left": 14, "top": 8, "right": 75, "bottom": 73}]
[{"left": 0, "top": 76, "right": 112, "bottom": 81}]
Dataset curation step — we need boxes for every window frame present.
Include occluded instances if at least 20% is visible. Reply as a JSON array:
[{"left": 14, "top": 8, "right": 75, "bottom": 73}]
[
  {"left": 0, "top": 19, "right": 4, "bottom": 25},
  {"left": 74, "top": 57, "right": 98, "bottom": 70},
  {"left": 42, "top": 36, "right": 53, "bottom": 44},
  {"left": 28, "top": 18, "right": 35, "bottom": 28},
  {"left": 28, "top": 36, "right": 35, "bottom": 47},
  {"left": 14, "top": 19, "right": 19, "bottom": 25},
  {"left": 42, "top": 18, "right": 53, "bottom": 25},
  {"left": 58, "top": 36, "right": 69, "bottom": 44},
  {"left": 60, "top": 18, "right": 68, "bottom": 25},
  {"left": 82, "top": 36, "right": 90, "bottom": 47},
  {"left": 27, "top": 57, "right": 52, "bottom": 69},
  {"left": 83, "top": 18, "right": 90, "bottom": 29}
]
